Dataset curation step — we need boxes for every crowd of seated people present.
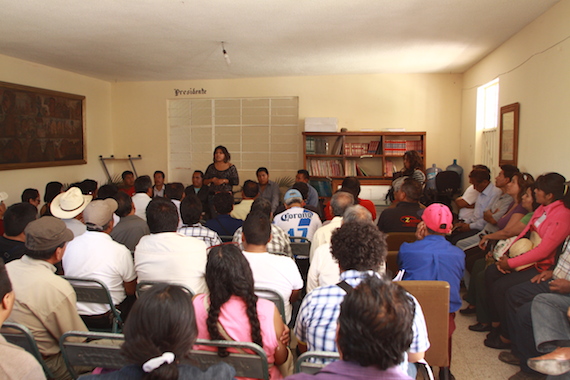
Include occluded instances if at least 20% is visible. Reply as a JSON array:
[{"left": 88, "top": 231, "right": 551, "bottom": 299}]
[{"left": 2, "top": 159, "right": 570, "bottom": 380}]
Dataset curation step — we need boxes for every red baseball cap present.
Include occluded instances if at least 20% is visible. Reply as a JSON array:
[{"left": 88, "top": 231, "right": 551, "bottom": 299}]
[{"left": 419, "top": 203, "right": 452, "bottom": 234}]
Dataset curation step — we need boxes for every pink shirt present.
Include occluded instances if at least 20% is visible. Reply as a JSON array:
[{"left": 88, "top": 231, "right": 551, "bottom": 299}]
[
  {"left": 193, "top": 294, "right": 282, "bottom": 380},
  {"left": 508, "top": 200, "right": 570, "bottom": 271}
]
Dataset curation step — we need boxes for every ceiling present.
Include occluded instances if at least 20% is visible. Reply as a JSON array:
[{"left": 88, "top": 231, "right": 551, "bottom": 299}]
[{"left": 0, "top": 0, "right": 559, "bottom": 82}]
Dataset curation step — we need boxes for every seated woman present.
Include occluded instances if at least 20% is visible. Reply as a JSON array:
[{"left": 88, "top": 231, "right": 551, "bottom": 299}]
[
  {"left": 82, "top": 283, "right": 236, "bottom": 379},
  {"left": 484, "top": 172, "right": 570, "bottom": 349},
  {"left": 401, "top": 150, "right": 426, "bottom": 184},
  {"left": 462, "top": 174, "right": 537, "bottom": 330},
  {"left": 193, "top": 244, "right": 290, "bottom": 380}
]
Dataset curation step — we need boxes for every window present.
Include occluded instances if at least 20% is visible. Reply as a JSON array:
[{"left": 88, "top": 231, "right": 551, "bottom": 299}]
[
  {"left": 476, "top": 79, "right": 499, "bottom": 173},
  {"left": 168, "top": 97, "right": 300, "bottom": 183}
]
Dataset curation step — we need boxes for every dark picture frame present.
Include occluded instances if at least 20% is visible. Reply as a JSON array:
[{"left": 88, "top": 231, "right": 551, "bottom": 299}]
[
  {"left": 0, "top": 81, "right": 86, "bottom": 170},
  {"left": 499, "top": 102, "right": 520, "bottom": 167}
]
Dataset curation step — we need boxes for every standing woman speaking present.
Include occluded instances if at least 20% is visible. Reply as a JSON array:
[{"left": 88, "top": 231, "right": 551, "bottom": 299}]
[{"left": 203, "top": 146, "right": 239, "bottom": 216}]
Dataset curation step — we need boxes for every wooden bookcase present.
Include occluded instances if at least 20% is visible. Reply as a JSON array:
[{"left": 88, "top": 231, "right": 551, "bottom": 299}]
[{"left": 303, "top": 131, "right": 426, "bottom": 187}]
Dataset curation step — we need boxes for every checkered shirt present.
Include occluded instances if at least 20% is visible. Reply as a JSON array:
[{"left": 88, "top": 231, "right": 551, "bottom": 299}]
[
  {"left": 294, "top": 270, "right": 430, "bottom": 363},
  {"left": 554, "top": 236, "right": 570, "bottom": 280},
  {"left": 178, "top": 224, "right": 222, "bottom": 248},
  {"left": 232, "top": 224, "right": 293, "bottom": 257}
]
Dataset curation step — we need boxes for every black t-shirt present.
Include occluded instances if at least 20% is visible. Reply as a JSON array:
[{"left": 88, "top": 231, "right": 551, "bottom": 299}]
[
  {"left": 0, "top": 236, "right": 26, "bottom": 264},
  {"left": 377, "top": 201, "right": 422, "bottom": 233}
]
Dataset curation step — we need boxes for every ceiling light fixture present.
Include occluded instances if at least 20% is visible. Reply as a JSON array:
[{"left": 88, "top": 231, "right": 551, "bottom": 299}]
[{"left": 221, "top": 42, "right": 231, "bottom": 65}]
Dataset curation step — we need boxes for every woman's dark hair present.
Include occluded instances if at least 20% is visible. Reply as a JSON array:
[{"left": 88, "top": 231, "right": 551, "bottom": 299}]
[
  {"left": 535, "top": 172, "right": 568, "bottom": 207},
  {"left": 121, "top": 284, "right": 196, "bottom": 380},
  {"left": 402, "top": 150, "right": 423, "bottom": 175},
  {"left": 44, "top": 181, "right": 63, "bottom": 203},
  {"left": 205, "top": 244, "right": 263, "bottom": 357},
  {"left": 338, "top": 276, "right": 414, "bottom": 369},
  {"left": 511, "top": 172, "right": 535, "bottom": 203},
  {"left": 21, "top": 188, "right": 39, "bottom": 203},
  {"left": 213, "top": 145, "right": 231, "bottom": 163},
  {"left": 331, "top": 221, "right": 386, "bottom": 271}
]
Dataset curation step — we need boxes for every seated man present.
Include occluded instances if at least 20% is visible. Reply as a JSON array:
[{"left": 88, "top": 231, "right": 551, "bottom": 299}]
[
  {"left": 273, "top": 189, "right": 322, "bottom": 241},
  {"left": 165, "top": 182, "right": 185, "bottom": 228},
  {"left": 6, "top": 217, "right": 88, "bottom": 379},
  {"left": 186, "top": 170, "right": 210, "bottom": 220},
  {"left": 1, "top": 202, "right": 37, "bottom": 263},
  {"left": 241, "top": 211, "right": 303, "bottom": 323},
  {"left": 204, "top": 192, "right": 243, "bottom": 237},
  {"left": 233, "top": 197, "right": 292, "bottom": 257},
  {"left": 63, "top": 199, "right": 137, "bottom": 329},
  {"left": 309, "top": 191, "right": 354, "bottom": 261},
  {"left": 153, "top": 170, "right": 165, "bottom": 197},
  {"left": 307, "top": 205, "right": 375, "bottom": 293},
  {"left": 21, "top": 188, "right": 41, "bottom": 211},
  {"left": 398, "top": 203, "right": 464, "bottom": 377},
  {"left": 119, "top": 170, "right": 136, "bottom": 197},
  {"left": 230, "top": 180, "right": 259, "bottom": 220},
  {"left": 51, "top": 187, "right": 92, "bottom": 238},
  {"left": 288, "top": 275, "right": 415, "bottom": 380},
  {"left": 455, "top": 165, "right": 490, "bottom": 222},
  {"left": 295, "top": 221, "right": 429, "bottom": 377},
  {"left": 377, "top": 177, "right": 423, "bottom": 233},
  {"left": 134, "top": 198, "right": 208, "bottom": 294},
  {"left": 296, "top": 169, "right": 319, "bottom": 208},
  {"left": 178, "top": 194, "right": 222, "bottom": 247},
  {"left": 324, "top": 177, "right": 377, "bottom": 221},
  {"left": 274, "top": 181, "right": 323, "bottom": 220},
  {"left": 110, "top": 191, "right": 150, "bottom": 252},
  {"left": 257, "top": 167, "right": 281, "bottom": 214},
  {"left": 132, "top": 175, "right": 153, "bottom": 221},
  {"left": 0, "top": 260, "right": 46, "bottom": 379}
]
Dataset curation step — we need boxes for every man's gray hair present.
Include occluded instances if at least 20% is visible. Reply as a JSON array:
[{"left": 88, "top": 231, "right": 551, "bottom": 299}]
[
  {"left": 285, "top": 196, "right": 304, "bottom": 206},
  {"left": 343, "top": 205, "right": 372, "bottom": 223},
  {"left": 331, "top": 191, "right": 355, "bottom": 217}
]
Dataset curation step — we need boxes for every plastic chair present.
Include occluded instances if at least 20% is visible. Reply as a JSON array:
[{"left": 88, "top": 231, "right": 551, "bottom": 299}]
[
  {"left": 255, "top": 287, "right": 286, "bottom": 324},
  {"left": 135, "top": 281, "right": 194, "bottom": 299},
  {"left": 295, "top": 350, "right": 340, "bottom": 374},
  {"left": 1, "top": 321, "right": 54, "bottom": 378},
  {"left": 63, "top": 277, "right": 123, "bottom": 333}
]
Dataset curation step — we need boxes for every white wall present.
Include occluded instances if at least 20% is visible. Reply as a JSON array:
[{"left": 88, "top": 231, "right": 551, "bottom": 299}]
[
  {"left": 0, "top": 54, "right": 113, "bottom": 206},
  {"left": 461, "top": 0, "right": 570, "bottom": 179},
  {"left": 112, "top": 73, "right": 463, "bottom": 185}
]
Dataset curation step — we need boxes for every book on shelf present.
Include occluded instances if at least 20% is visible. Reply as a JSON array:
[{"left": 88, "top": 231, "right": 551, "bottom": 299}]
[
  {"left": 368, "top": 140, "right": 381, "bottom": 154},
  {"left": 306, "top": 136, "right": 315, "bottom": 154},
  {"left": 343, "top": 143, "right": 369, "bottom": 156},
  {"left": 308, "top": 159, "right": 344, "bottom": 177},
  {"left": 383, "top": 139, "right": 423, "bottom": 156},
  {"left": 331, "top": 136, "right": 343, "bottom": 155}
]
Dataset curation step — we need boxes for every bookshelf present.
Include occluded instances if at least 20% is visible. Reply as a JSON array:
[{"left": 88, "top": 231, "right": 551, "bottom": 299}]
[{"left": 303, "top": 131, "right": 426, "bottom": 186}]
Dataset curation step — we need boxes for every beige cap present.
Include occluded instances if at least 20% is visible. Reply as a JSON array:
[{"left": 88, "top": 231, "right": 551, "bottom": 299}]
[
  {"left": 25, "top": 216, "right": 74, "bottom": 251},
  {"left": 83, "top": 199, "right": 118, "bottom": 229},
  {"left": 51, "top": 187, "right": 92, "bottom": 219}
]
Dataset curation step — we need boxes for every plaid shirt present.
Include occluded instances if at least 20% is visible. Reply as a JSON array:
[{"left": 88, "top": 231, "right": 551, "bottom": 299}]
[
  {"left": 178, "top": 224, "right": 222, "bottom": 248},
  {"left": 294, "top": 270, "right": 430, "bottom": 368},
  {"left": 232, "top": 224, "right": 293, "bottom": 257},
  {"left": 553, "top": 236, "right": 570, "bottom": 280}
]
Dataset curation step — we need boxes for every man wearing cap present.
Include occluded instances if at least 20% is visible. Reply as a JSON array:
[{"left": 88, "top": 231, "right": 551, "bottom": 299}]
[
  {"left": 6, "top": 217, "right": 88, "bottom": 379},
  {"left": 63, "top": 199, "right": 137, "bottom": 329},
  {"left": 51, "top": 186, "right": 92, "bottom": 238},
  {"left": 397, "top": 202, "right": 464, "bottom": 378},
  {"left": 274, "top": 189, "right": 322, "bottom": 241}
]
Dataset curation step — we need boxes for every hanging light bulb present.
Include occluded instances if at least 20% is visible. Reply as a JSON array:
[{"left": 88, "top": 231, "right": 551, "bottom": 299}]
[{"left": 221, "top": 42, "right": 231, "bottom": 65}]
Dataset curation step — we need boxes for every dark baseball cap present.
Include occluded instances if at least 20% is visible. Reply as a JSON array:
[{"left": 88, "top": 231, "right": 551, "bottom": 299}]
[{"left": 25, "top": 216, "right": 74, "bottom": 251}]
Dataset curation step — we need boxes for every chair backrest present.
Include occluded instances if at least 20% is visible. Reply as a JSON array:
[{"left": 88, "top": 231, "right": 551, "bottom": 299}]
[
  {"left": 63, "top": 276, "right": 122, "bottom": 333},
  {"left": 60, "top": 330, "right": 125, "bottom": 379},
  {"left": 289, "top": 236, "right": 311, "bottom": 258},
  {"left": 386, "top": 232, "right": 417, "bottom": 251},
  {"left": 254, "top": 287, "right": 286, "bottom": 324},
  {"left": 135, "top": 281, "right": 195, "bottom": 299},
  {"left": 60, "top": 332, "right": 270, "bottom": 380},
  {"left": 386, "top": 250, "right": 399, "bottom": 276},
  {"left": 397, "top": 280, "right": 450, "bottom": 367},
  {"left": 295, "top": 350, "right": 340, "bottom": 374},
  {"left": 1, "top": 321, "right": 54, "bottom": 378},
  {"left": 191, "top": 339, "right": 269, "bottom": 380},
  {"left": 219, "top": 235, "right": 234, "bottom": 243}
]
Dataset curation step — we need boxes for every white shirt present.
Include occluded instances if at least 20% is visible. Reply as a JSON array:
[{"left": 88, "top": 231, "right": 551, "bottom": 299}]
[
  {"left": 273, "top": 206, "right": 322, "bottom": 241},
  {"left": 132, "top": 193, "right": 152, "bottom": 221},
  {"left": 230, "top": 199, "right": 254, "bottom": 221},
  {"left": 134, "top": 232, "right": 208, "bottom": 294},
  {"left": 458, "top": 185, "right": 479, "bottom": 221},
  {"left": 309, "top": 217, "right": 343, "bottom": 261},
  {"left": 242, "top": 250, "right": 303, "bottom": 323},
  {"left": 63, "top": 231, "right": 136, "bottom": 315}
]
